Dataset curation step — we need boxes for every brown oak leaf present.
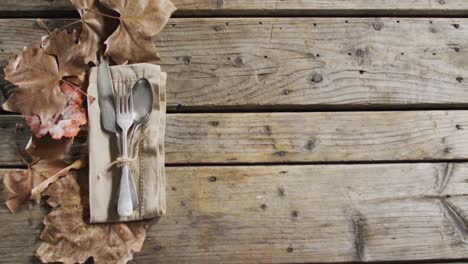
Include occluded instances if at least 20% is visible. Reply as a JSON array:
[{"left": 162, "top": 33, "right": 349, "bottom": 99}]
[
  {"left": 3, "top": 45, "right": 66, "bottom": 124},
  {"left": 71, "top": 0, "right": 118, "bottom": 64},
  {"left": 100, "top": 0, "right": 176, "bottom": 64},
  {"left": 42, "top": 29, "right": 89, "bottom": 81},
  {"left": 36, "top": 174, "right": 147, "bottom": 264},
  {"left": 2, "top": 136, "right": 81, "bottom": 213}
]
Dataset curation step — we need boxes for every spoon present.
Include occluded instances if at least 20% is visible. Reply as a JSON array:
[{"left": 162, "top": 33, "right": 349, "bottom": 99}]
[{"left": 127, "top": 78, "right": 154, "bottom": 210}]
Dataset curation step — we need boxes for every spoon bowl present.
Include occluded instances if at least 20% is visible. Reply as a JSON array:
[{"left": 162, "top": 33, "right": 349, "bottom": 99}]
[{"left": 132, "top": 78, "right": 154, "bottom": 125}]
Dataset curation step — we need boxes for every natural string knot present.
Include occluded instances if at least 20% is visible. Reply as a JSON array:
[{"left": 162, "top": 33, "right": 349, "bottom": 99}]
[
  {"left": 97, "top": 127, "right": 149, "bottom": 180},
  {"left": 115, "top": 156, "right": 137, "bottom": 167}
]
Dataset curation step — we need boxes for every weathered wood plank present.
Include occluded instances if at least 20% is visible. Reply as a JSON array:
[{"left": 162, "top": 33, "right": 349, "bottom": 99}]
[
  {"left": 1, "top": 111, "right": 468, "bottom": 166},
  {"left": 1, "top": 0, "right": 468, "bottom": 16},
  {"left": 3, "top": 163, "right": 468, "bottom": 263},
  {"left": 2, "top": 18, "right": 468, "bottom": 110}
]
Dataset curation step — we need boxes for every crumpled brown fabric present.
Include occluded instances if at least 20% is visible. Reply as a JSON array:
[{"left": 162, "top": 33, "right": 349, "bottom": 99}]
[
  {"left": 87, "top": 63, "right": 167, "bottom": 223},
  {"left": 35, "top": 174, "right": 147, "bottom": 264}
]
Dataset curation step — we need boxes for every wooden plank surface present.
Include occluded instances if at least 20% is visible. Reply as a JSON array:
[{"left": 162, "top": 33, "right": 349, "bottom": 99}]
[
  {"left": 2, "top": 0, "right": 468, "bottom": 16},
  {"left": 2, "top": 18, "right": 468, "bottom": 110},
  {"left": 3, "top": 163, "right": 468, "bottom": 263},
  {"left": 2, "top": 111, "right": 468, "bottom": 166}
]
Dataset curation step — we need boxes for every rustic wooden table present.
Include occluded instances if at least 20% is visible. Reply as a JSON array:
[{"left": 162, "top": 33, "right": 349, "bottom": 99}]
[{"left": 2, "top": 0, "right": 468, "bottom": 263}]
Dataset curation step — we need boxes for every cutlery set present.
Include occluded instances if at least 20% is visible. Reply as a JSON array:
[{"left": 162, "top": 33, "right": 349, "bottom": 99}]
[{"left": 97, "top": 56, "right": 154, "bottom": 216}]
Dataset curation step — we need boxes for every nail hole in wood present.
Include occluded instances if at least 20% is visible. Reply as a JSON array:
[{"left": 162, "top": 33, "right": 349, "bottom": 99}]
[
  {"left": 210, "top": 121, "right": 220, "bottom": 126},
  {"left": 291, "top": 210, "right": 299, "bottom": 218},
  {"left": 277, "top": 187, "right": 285, "bottom": 196}
]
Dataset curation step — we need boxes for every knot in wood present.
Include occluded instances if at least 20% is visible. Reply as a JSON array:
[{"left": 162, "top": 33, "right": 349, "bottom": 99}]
[
  {"left": 356, "top": 49, "right": 366, "bottom": 58},
  {"left": 216, "top": 0, "right": 224, "bottom": 8},
  {"left": 311, "top": 73, "right": 323, "bottom": 83},
  {"left": 373, "top": 21, "right": 384, "bottom": 31}
]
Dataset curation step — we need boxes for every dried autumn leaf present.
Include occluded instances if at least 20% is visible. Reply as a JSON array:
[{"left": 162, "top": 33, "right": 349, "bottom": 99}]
[
  {"left": 36, "top": 175, "right": 147, "bottom": 264},
  {"left": 3, "top": 45, "right": 65, "bottom": 124},
  {"left": 2, "top": 136, "right": 81, "bottom": 213},
  {"left": 100, "top": 0, "right": 176, "bottom": 64},
  {"left": 26, "top": 82, "right": 87, "bottom": 139},
  {"left": 42, "top": 29, "right": 89, "bottom": 80},
  {"left": 71, "top": 0, "right": 118, "bottom": 64}
]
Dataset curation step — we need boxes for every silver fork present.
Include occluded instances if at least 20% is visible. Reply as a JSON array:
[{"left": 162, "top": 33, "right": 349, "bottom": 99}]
[{"left": 116, "top": 80, "right": 135, "bottom": 217}]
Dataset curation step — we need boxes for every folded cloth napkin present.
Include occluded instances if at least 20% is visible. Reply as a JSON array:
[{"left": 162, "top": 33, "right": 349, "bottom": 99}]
[{"left": 87, "top": 63, "right": 167, "bottom": 223}]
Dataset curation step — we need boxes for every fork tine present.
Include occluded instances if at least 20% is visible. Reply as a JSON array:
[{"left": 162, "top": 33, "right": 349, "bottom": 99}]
[
  {"left": 115, "top": 80, "right": 120, "bottom": 114},
  {"left": 124, "top": 80, "right": 129, "bottom": 114},
  {"left": 123, "top": 80, "right": 128, "bottom": 114},
  {"left": 129, "top": 80, "right": 134, "bottom": 115},
  {"left": 119, "top": 81, "right": 125, "bottom": 114}
]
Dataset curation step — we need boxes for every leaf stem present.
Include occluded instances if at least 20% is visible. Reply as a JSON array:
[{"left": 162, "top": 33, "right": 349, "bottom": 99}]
[
  {"left": 85, "top": 8, "right": 121, "bottom": 20},
  {"left": 36, "top": 18, "right": 52, "bottom": 35},
  {"left": 60, "top": 79, "right": 96, "bottom": 103}
]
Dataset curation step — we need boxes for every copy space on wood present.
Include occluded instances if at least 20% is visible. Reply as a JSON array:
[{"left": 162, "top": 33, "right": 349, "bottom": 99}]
[
  {"left": 2, "top": 163, "right": 468, "bottom": 263},
  {"left": 1, "top": 111, "right": 468, "bottom": 166},
  {"left": 1, "top": 18, "right": 468, "bottom": 110}
]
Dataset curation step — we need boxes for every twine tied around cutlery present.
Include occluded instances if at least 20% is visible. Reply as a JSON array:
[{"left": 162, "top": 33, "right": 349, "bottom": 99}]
[{"left": 97, "top": 127, "right": 149, "bottom": 180}]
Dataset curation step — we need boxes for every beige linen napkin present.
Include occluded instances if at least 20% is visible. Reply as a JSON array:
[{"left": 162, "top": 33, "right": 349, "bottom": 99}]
[{"left": 87, "top": 63, "right": 166, "bottom": 223}]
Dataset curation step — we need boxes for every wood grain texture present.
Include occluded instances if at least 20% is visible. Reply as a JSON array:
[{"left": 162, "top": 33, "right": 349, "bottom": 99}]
[
  {"left": 2, "top": 111, "right": 468, "bottom": 166},
  {"left": 2, "top": 18, "right": 468, "bottom": 110},
  {"left": 1, "top": 0, "right": 468, "bottom": 15},
  {"left": 3, "top": 163, "right": 468, "bottom": 263}
]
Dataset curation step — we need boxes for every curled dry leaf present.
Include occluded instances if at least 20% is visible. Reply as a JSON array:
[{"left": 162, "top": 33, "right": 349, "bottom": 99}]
[
  {"left": 36, "top": 175, "right": 147, "bottom": 264},
  {"left": 26, "top": 82, "right": 87, "bottom": 139},
  {"left": 42, "top": 29, "right": 89, "bottom": 81},
  {"left": 2, "top": 136, "right": 80, "bottom": 213},
  {"left": 3, "top": 45, "right": 66, "bottom": 124},
  {"left": 100, "top": 0, "right": 176, "bottom": 64},
  {"left": 71, "top": 0, "right": 118, "bottom": 64}
]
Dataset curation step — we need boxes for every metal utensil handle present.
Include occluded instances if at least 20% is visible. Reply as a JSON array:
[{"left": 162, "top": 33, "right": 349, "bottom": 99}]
[
  {"left": 117, "top": 126, "right": 133, "bottom": 216},
  {"left": 128, "top": 124, "right": 140, "bottom": 210}
]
